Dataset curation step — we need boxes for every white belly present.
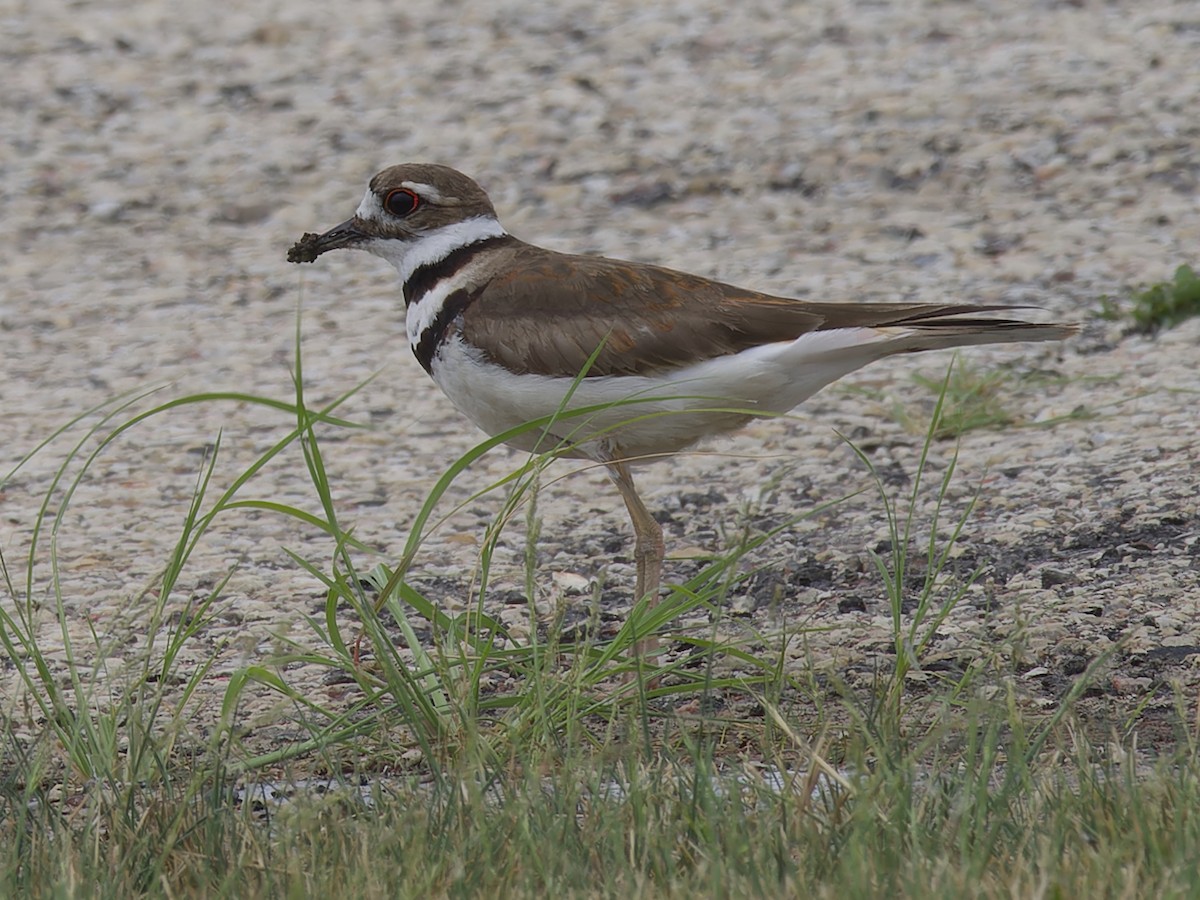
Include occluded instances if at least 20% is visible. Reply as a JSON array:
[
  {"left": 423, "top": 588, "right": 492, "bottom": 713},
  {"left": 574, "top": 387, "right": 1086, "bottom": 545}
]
[{"left": 424, "top": 328, "right": 890, "bottom": 462}]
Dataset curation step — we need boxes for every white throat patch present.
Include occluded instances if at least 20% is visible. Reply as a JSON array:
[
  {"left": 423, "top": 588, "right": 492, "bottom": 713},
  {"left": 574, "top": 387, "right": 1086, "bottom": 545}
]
[
  {"left": 382, "top": 216, "right": 508, "bottom": 283},
  {"left": 400, "top": 217, "right": 508, "bottom": 352}
]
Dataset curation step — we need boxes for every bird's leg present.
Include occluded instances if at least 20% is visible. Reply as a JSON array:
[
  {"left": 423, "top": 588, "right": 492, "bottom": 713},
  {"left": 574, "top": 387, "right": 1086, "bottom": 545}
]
[{"left": 605, "top": 457, "right": 665, "bottom": 663}]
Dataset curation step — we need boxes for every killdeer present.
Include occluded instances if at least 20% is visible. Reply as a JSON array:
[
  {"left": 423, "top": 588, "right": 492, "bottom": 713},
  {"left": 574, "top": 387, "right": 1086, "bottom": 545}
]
[{"left": 289, "top": 163, "right": 1075, "bottom": 655}]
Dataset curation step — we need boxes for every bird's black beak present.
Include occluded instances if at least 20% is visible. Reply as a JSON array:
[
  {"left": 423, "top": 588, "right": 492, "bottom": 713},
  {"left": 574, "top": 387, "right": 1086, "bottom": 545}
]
[{"left": 287, "top": 218, "right": 368, "bottom": 263}]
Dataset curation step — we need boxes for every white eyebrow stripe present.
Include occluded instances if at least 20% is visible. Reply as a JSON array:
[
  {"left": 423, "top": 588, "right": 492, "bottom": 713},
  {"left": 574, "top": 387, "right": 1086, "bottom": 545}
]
[
  {"left": 401, "top": 181, "right": 442, "bottom": 202},
  {"left": 357, "top": 183, "right": 443, "bottom": 220}
]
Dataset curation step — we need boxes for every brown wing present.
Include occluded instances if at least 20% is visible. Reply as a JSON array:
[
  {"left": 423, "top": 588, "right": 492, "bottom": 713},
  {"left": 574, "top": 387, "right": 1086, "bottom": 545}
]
[{"left": 458, "top": 241, "right": 1051, "bottom": 378}]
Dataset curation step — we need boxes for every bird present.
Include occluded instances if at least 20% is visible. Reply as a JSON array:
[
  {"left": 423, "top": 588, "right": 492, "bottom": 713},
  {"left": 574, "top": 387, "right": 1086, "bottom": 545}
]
[{"left": 288, "top": 163, "right": 1075, "bottom": 659}]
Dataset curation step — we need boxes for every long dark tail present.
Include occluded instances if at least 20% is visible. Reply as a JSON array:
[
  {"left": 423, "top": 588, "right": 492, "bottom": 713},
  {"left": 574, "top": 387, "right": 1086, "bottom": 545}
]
[{"left": 807, "top": 302, "right": 1077, "bottom": 353}]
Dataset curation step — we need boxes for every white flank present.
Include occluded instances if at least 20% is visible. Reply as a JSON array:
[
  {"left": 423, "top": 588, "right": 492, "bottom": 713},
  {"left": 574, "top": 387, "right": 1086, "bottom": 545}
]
[{"left": 428, "top": 327, "right": 898, "bottom": 461}]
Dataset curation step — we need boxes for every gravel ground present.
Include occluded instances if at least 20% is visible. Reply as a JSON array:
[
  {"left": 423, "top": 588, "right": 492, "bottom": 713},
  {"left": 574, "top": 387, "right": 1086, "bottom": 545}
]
[{"left": 2, "top": 0, "right": 1198, "bottom": 759}]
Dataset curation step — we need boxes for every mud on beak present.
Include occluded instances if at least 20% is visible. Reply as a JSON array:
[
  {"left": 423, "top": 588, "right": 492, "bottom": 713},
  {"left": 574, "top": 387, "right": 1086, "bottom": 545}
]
[{"left": 287, "top": 218, "right": 368, "bottom": 263}]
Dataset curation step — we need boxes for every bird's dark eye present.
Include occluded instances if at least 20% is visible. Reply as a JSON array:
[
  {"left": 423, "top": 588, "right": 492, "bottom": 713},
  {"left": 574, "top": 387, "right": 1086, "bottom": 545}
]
[{"left": 384, "top": 188, "right": 420, "bottom": 217}]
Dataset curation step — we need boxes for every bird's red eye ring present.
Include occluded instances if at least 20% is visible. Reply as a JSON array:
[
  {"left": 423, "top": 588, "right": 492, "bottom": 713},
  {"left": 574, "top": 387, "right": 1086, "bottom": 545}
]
[{"left": 384, "top": 188, "right": 420, "bottom": 217}]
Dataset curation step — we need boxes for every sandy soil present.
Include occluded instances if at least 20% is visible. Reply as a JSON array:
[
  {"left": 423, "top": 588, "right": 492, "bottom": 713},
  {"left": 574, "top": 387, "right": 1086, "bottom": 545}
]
[{"left": 2, "top": 0, "right": 1198, "bottom": 761}]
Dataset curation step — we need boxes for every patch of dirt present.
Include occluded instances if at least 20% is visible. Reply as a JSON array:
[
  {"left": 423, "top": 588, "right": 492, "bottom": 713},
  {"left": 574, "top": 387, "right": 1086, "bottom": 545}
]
[{"left": 3, "top": 0, "right": 1200, "bottom": 769}]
